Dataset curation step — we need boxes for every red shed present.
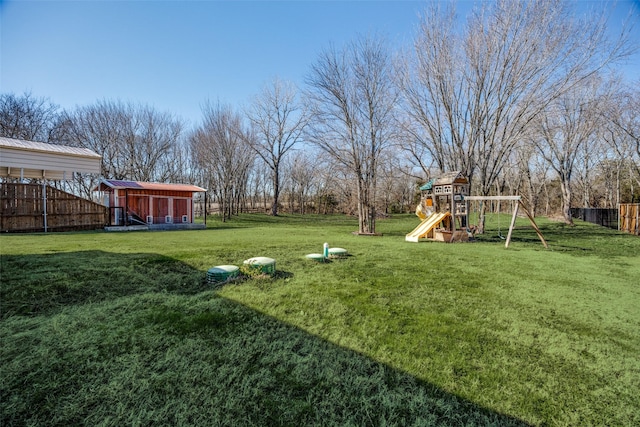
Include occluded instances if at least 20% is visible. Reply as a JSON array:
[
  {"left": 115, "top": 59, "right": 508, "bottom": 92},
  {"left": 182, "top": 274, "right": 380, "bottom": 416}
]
[{"left": 96, "top": 180, "right": 206, "bottom": 228}]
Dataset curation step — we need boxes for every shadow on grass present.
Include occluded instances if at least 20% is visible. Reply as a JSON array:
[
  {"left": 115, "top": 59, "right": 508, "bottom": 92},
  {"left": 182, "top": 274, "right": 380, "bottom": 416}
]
[
  {"left": 1, "top": 250, "right": 530, "bottom": 426},
  {"left": 474, "top": 218, "right": 639, "bottom": 257},
  {"left": 206, "top": 213, "right": 359, "bottom": 229},
  {"left": 273, "top": 270, "right": 294, "bottom": 279},
  {"left": 205, "top": 213, "right": 303, "bottom": 229},
  {"left": 521, "top": 220, "right": 638, "bottom": 256},
  {"left": 0, "top": 250, "right": 208, "bottom": 319}
]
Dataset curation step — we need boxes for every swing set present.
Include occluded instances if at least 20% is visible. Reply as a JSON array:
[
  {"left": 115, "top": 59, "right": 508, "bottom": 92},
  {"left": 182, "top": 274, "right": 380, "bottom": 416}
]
[
  {"left": 464, "top": 195, "right": 548, "bottom": 249},
  {"left": 406, "top": 171, "right": 547, "bottom": 248}
]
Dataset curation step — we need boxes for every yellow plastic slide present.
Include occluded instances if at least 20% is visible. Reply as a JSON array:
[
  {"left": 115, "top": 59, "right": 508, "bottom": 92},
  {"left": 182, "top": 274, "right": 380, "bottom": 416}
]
[{"left": 405, "top": 212, "right": 450, "bottom": 242}]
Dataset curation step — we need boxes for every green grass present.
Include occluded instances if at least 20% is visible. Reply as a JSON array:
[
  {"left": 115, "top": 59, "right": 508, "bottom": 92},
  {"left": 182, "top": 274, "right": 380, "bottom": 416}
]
[{"left": 1, "top": 214, "right": 639, "bottom": 426}]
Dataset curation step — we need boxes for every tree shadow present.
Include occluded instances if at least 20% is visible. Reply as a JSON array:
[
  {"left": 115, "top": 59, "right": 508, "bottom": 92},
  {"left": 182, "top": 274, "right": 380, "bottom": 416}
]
[
  {"left": 1, "top": 250, "right": 531, "bottom": 426},
  {"left": 470, "top": 218, "right": 640, "bottom": 259},
  {"left": 0, "top": 250, "right": 208, "bottom": 319},
  {"left": 509, "top": 221, "right": 639, "bottom": 257},
  {"left": 196, "top": 297, "right": 531, "bottom": 426},
  {"left": 273, "top": 270, "right": 294, "bottom": 279}
]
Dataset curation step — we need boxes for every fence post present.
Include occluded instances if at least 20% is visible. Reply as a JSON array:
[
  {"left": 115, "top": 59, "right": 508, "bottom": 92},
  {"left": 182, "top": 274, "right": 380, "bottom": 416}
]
[
  {"left": 43, "top": 180, "right": 48, "bottom": 233},
  {"left": 618, "top": 203, "right": 621, "bottom": 231}
]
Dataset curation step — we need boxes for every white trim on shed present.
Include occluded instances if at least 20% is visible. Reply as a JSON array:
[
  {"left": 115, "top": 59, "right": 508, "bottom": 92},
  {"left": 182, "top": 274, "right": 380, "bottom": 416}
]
[{"left": 0, "top": 137, "right": 101, "bottom": 180}]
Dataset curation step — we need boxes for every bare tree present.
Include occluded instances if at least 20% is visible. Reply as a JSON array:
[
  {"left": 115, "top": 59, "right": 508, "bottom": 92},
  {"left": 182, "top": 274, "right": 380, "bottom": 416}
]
[
  {"left": 515, "top": 141, "right": 552, "bottom": 218},
  {"left": 246, "top": 161, "right": 270, "bottom": 212},
  {"left": 376, "top": 150, "right": 415, "bottom": 215},
  {"left": 190, "top": 102, "right": 254, "bottom": 221},
  {"left": 64, "top": 100, "right": 183, "bottom": 183},
  {"left": 156, "top": 136, "right": 194, "bottom": 184},
  {"left": 310, "top": 159, "right": 342, "bottom": 215},
  {"left": 606, "top": 83, "right": 640, "bottom": 185},
  {"left": 575, "top": 127, "right": 610, "bottom": 207},
  {"left": 398, "top": 0, "right": 635, "bottom": 230},
  {"left": 396, "top": 5, "right": 471, "bottom": 178},
  {"left": 0, "top": 92, "right": 60, "bottom": 142},
  {"left": 306, "top": 35, "right": 398, "bottom": 234},
  {"left": 594, "top": 82, "right": 640, "bottom": 204},
  {"left": 64, "top": 101, "right": 131, "bottom": 179},
  {"left": 286, "top": 150, "right": 317, "bottom": 214},
  {"left": 533, "top": 75, "right": 610, "bottom": 224},
  {"left": 131, "top": 106, "right": 184, "bottom": 182},
  {"left": 246, "top": 78, "right": 309, "bottom": 216}
]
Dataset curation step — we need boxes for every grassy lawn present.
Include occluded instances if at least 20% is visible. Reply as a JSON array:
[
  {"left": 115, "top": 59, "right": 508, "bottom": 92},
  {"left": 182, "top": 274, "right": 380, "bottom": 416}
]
[{"left": 1, "top": 214, "right": 639, "bottom": 426}]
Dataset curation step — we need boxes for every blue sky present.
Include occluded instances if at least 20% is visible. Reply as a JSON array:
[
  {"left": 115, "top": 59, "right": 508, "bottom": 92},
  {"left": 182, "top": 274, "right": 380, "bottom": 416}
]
[{"left": 2, "top": 1, "right": 639, "bottom": 127}]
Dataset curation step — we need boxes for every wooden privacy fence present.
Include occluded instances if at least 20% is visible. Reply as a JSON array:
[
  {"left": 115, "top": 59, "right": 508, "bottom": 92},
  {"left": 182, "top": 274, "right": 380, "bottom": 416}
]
[
  {"left": 619, "top": 203, "right": 639, "bottom": 235},
  {"left": 1, "top": 183, "right": 107, "bottom": 232}
]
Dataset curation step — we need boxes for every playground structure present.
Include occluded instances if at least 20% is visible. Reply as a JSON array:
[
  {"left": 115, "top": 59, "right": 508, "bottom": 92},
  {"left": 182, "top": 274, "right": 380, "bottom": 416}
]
[
  {"left": 464, "top": 195, "right": 548, "bottom": 248},
  {"left": 406, "top": 172, "right": 548, "bottom": 248},
  {"left": 406, "top": 171, "right": 469, "bottom": 243}
]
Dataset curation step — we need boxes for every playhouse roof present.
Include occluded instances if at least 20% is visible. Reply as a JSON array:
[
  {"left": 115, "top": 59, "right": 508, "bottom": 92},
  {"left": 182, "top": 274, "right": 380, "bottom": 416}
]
[
  {"left": 434, "top": 171, "right": 467, "bottom": 185},
  {"left": 420, "top": 171, "right": 467, "bottom": 191},
  {"left": 98, "top": 179, "right": 206, "bottom": 193},
  {"left": 419, "top": 178, "right": 435, "bottom": 191}
]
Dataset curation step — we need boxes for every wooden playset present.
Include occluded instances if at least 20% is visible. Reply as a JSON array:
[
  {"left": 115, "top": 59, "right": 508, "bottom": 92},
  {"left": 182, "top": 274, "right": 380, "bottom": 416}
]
[{"left": 406, "top": 171, "right": 548, "bottom": 248}]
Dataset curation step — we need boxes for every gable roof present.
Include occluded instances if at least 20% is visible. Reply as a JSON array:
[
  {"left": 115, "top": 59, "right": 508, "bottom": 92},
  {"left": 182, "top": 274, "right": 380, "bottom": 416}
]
[
  {"left": 99, "top": 179, "right": 206, "bottom": 193},
  {"left": 434, "top": 171, "right": 467, "bottom": 185},
  {"left": 420, "top": 172, "right": 468, "bottom": 191}
]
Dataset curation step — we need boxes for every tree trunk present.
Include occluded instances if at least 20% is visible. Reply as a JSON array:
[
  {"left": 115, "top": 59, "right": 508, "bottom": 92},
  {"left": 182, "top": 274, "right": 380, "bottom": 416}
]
[
  {"left": 560, "top": 179, "right": 574, "bottom": 225},
  {"left": 220, "top": 195, "right": 227, "bottom": 223},
  {"left": 271, "top": 169, "right": 280, "bottom": 216},
  {"left": 525, "top": 168, "right": 538, "bottom": 219},
  {"left": 356, "top": 176, "right": 374, "bottom": 234}
]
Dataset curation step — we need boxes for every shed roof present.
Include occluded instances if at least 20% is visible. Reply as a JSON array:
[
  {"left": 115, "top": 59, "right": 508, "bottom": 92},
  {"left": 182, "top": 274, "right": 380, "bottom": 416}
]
[
  {"left": 98, "top": 179, "right": 206, "bottom": 193},
  {"left": 0, "top": 137, "right": 101, "bottom": 159},
  {"left": 0, "top": 137, "right": 101, "bottom": 180}
]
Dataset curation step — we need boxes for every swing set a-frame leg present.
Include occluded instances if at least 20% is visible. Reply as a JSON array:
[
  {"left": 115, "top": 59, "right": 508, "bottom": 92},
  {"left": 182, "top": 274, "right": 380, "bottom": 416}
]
[
  {"left": 505, "top": 202, "right": 519, "bottom": 248},
  {"left": 506, "top": 201, "right": 548, "bottom": 249}
]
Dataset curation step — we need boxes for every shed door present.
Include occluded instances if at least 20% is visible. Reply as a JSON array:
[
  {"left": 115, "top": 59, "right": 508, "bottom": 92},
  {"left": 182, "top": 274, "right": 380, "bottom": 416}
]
[
  {"left": 173, "top": 199, "right": 188, "bottom": 222},
  {"left": 154, "top": 198, "right": 169, "bottom": 222}
]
